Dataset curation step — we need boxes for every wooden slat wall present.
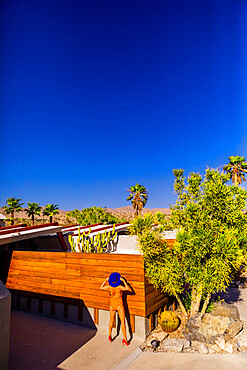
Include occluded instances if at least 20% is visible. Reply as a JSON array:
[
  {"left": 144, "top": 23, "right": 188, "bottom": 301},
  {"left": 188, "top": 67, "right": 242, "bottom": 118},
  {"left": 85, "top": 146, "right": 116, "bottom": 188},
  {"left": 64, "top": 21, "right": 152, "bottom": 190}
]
[
  {"left": 6, "top": 251, "right": 146, "bottom": 316},
  {"left": 6, "top": 251, "right": 168, "bottom": 317},
  {"left": 145, "top": 279, "right": 169, "bottom": 316}
]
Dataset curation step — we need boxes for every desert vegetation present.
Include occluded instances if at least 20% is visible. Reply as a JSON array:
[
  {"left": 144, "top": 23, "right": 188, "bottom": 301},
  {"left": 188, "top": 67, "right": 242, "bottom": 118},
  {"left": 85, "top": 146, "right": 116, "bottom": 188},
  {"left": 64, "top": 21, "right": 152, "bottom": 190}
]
[
  {"left": 129, "top": 166, "right": 247, "bottom": 316},
  {"left": 66, "top": 206, "right": 126, "bottom": 225}
]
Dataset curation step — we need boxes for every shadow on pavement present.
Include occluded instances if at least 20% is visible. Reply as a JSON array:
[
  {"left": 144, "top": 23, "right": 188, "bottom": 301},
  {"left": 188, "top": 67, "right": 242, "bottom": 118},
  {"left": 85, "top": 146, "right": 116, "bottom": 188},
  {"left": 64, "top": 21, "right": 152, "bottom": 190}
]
[
  {"left": 216, "top": 287, "right": 242, "bottom": 304},
  {"left": 9, "top": 310, "right": 97, "bottom": 370}
]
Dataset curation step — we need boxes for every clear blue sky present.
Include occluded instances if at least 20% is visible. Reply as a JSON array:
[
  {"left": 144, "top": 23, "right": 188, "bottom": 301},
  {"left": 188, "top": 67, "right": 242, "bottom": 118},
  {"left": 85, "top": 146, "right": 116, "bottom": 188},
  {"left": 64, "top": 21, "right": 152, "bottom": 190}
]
[{"left": 1, "top": 0, "right": 247, "bottom": 210}]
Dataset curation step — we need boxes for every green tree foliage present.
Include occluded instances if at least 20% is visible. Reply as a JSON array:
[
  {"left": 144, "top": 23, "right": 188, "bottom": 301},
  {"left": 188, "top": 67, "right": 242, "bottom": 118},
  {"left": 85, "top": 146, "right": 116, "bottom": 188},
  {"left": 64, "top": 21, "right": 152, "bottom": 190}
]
[
  {"left": 66, "top": 206, "right": 125, "bottom": 225},
  {"left": 130, "top": 169, "right": 247, "bottom": 317},
  {"left": 25, "top": 202, "right": 42, "bottom": 226},
  {"left": 223, "top": 155, "right": 247, "bottom": 186},
  {"left": 3, "top": 197, "right": 24, "bottom": 225},
  {"left": 43, "top": 204, "right": 59, "bottom": 223},
  {"left": 127, "top": 183, "right": 148, "bottom": 216}
]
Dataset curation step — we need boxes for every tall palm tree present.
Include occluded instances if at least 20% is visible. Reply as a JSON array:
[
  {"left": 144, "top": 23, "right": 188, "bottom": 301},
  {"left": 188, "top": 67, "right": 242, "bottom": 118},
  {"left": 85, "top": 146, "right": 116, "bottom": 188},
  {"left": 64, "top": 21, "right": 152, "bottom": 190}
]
[
  {"left": 25, "top": 202, "right": 42, "bottom": 226},
  {"left": 223, "top": 156, "right": 247, "bottom": 186},
  {"left": 3, "top": 197, "right": 24, "bottom": 225},
  {"left": 127, "top": 183, "right": 148, "bottom": 217},
  {"left": 43, "top": 204, "right": 59, "bottom": 223}
]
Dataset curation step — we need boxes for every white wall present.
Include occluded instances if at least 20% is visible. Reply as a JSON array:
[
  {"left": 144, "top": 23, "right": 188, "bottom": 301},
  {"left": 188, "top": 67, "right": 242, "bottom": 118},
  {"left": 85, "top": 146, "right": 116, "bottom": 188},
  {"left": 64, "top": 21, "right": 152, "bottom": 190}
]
[
  {"left": 111, "top": 235, "right": 140, "bottom": 254},
  {"left": 0, "top": 281, "right": 11, "bottom": 370}
]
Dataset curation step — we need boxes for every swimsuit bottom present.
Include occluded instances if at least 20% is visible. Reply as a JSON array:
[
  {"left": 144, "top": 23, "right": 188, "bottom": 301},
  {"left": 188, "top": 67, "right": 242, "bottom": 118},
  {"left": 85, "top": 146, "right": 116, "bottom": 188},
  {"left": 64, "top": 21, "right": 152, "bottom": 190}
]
[{"left": 110, "top": 296, "right": 123, "bottom": 311}]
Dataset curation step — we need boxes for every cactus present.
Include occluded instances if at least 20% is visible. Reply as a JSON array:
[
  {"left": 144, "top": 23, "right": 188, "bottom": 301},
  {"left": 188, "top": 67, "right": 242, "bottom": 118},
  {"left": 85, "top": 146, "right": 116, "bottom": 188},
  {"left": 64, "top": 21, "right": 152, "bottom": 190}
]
[
  {"left": 68, "top": 234, "right": 76, "bottom": 252},
  {"left": 68, "top": 224, "right": 118, "bottom": 253},
  {"left": 158, "top": 311, "right": 180, "bottom": 332},
  {"left": 77, "top": 228, "right": 83, "bottom": 252},
  {"left": 78, "top": 228, "right": 91, "bottom": 252},
  {"left": 93, "top": 225, "right": 117, "bottom": 253}
]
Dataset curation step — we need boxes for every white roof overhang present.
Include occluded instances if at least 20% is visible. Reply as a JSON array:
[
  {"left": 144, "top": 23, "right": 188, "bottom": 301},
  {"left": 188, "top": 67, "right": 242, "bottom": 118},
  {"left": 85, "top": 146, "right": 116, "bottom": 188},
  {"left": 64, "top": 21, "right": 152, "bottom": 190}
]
[{"left": 0, "top": 226, "right": 63, "bottom": 246}]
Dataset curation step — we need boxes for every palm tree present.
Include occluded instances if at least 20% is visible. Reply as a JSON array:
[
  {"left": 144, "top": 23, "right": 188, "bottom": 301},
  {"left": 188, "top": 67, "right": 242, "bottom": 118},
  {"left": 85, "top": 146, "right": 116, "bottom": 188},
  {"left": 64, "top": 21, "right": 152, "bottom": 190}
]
[
  {"left": 43, "top": 204, "right": 59, "bottom": 223},
  {"left": 3, "top": 197, "right": 24, "bottom": 225},
  {"left": 25, "top": 202, "right": 42, "bottom": 226},
  {"left": 223, "top": 156, "right": 247, "bottom": 186},
  {"left": 127, "top": 183, "right": 148, "bottom": 217}
]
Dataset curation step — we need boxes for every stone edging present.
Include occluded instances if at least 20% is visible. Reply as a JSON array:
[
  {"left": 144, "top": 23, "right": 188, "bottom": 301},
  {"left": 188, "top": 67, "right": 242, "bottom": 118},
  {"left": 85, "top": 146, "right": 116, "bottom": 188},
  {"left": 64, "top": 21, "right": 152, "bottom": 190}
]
[{"left": 140, "top": 320, "right": 247, "bottom": 355}]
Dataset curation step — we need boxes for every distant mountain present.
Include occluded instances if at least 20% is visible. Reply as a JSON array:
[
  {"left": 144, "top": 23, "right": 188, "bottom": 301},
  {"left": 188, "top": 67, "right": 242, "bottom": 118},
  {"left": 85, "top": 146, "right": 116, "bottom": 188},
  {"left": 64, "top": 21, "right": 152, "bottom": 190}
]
[
  {"left": 106, "top": 206, "right": 171, "bottom": 221},
  {"left": 0, "top": 206, "right": 171, "bottom": 225}
]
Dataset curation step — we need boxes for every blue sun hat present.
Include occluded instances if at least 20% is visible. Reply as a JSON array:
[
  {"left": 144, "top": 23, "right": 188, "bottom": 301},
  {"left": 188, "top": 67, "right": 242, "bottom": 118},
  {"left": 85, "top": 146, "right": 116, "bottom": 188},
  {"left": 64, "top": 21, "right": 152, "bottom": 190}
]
[{"left": 109, "top": 272, "right": 121, "bottom": 287}]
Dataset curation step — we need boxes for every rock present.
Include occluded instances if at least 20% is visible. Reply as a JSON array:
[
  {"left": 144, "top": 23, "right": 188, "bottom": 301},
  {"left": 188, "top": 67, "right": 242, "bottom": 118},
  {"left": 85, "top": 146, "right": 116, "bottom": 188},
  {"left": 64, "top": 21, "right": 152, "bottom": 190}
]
[
  {"left": 183, "top": 313, "right": 204, "bottom": 342},
  {"left": 208, "top": 348, "right": 216, "bottom": 354},
  {"left": 183, "top": 303, "right": 243, "bottom": 344},
  {"left": 178, "top": 339, "right": 191, "bottom": 349},
  {"left": 144, "top": 346, "right": 155, "bottom": 352},
  {"left": 215, "top": 337, "right": 225, "bottom": 350},
  {"left": 149, "top": 325, "right": 169, "bottom": 342},
  {"left": 160, "top": 339, "right": 184, "bottom": 352},
  {"left": 236, "top": 332, "right": 247, "bottom": 350},
  {"left": 139, "top": 343, "right": 146, "bottom": 351},
  {"left": 224, "top": 343, "right": 233, "bottom": 353},
  {"left": 183, "top": 347, "right": 196, "bottom": 353},
  {"left": 204, "top": 313, "right": 242, "bottom": 342},
  {"left": 211, "top": 301, "right": 240, "bottom": 320},
  {"left": 154, "top": 332, "right": 169, "bottom": 342},
  {"left": 206, "top": 343, "right": 222, "bottom": 353},
  {"left": 192, "top": 340, "right": 209, "bottom": 354}
]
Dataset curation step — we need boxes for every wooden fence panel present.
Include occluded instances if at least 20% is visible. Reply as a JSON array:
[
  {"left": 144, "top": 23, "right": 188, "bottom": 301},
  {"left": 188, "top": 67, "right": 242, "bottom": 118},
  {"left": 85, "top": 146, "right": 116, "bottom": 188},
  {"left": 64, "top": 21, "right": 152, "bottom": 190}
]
[{"left": 6, "top": 251, "right": 168, "bottom": 317}]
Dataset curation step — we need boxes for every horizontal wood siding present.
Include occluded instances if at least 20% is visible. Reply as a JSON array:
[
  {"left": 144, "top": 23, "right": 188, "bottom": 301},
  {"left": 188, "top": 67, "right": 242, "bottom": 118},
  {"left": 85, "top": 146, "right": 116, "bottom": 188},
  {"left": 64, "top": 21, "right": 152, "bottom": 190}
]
[
  {"left": 6, "top": 251, "right": 169, "bottom": 317},
  {"left": 6, "top": 251, "right": 146, "bottom": 316},
  {"left": 145, "top": 279, "right": 169, "bottom": 316}
]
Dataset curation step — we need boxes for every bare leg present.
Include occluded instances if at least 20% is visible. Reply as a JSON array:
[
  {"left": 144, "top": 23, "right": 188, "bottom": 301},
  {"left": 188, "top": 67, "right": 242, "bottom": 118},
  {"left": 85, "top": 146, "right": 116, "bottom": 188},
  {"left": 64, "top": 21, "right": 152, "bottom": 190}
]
[
  {"left": 109, "top": 309, "right": 116, "bottom": 338},
  {"left": 118, "top": 306, "right": 127, "bottom": 341}
]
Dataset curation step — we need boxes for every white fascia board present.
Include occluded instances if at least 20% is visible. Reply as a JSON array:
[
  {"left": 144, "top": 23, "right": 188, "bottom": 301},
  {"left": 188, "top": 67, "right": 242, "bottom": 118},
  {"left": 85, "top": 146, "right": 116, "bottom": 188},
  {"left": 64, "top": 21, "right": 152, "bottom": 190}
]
[
  {"left": 0, "top": 226, "right": 63, "bottom": 245},
  {"left": 62, "top": 225, "right": 104, "bottom": 234},
  {"left": 111, "top": 250, "right": 141, "bottom": 255}
]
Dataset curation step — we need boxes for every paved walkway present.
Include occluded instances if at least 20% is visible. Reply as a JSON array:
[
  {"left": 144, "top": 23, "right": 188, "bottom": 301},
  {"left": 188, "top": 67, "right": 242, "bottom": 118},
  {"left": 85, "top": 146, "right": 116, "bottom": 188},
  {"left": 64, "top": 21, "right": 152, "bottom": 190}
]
[
  {"left": 9, "top": 311, "right": 142, "bottom": 370},
  {"left": 220, "top": 287, "right": 247, "bottom": 321},
  {"left": 126, "top": 352, "right": 247, "bottom": 370},
  {"left": 9, "top": 288, "right": 247, "bottom": 370}
]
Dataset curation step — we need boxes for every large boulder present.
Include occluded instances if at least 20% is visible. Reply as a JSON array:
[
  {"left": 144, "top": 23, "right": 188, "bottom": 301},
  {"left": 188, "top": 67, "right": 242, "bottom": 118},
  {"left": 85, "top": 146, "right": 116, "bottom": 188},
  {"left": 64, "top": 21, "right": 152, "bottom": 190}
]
[
  {"left": 183, "top": 302, "right": 243, "bottom": 344},
  {"left": 210, "top": 301, "right": 240, "bottom": 320}
]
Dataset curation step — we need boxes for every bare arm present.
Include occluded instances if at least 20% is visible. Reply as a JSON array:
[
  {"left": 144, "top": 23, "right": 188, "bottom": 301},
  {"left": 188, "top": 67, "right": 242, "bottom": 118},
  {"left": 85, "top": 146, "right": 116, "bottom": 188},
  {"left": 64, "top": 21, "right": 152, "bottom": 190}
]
[
  {"left": 120, "top": 277, "right": 131, "bottom": 292},
  {"left": 100, "top": 278, "right": 111, "bottom": 290}
]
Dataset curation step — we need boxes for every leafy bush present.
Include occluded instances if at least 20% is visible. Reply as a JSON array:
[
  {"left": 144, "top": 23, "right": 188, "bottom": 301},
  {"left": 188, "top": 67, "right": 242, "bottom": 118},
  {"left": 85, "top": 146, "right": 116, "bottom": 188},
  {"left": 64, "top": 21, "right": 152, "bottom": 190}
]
[
  {"left": 130, "top": 168, "right": 247, "bottom": 316},
  {"left": 66, "top": 206, "right": 125, "bottom": 225}
]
